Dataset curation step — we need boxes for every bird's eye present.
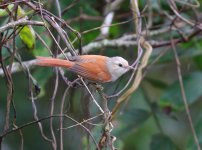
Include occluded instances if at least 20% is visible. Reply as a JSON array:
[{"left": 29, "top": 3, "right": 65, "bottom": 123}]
[{"left": 118, "top": 63, "right": 123, "bottom": 67}]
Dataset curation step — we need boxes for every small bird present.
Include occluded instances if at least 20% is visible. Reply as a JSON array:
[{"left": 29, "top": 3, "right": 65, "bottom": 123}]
[{"left": 35, "top": 55, "right": 132, "bottom": 83}]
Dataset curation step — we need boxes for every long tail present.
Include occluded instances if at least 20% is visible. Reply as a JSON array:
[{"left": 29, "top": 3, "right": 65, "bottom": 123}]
[{"left": 35, "top": 56, "right": 74, "bottom": 68}]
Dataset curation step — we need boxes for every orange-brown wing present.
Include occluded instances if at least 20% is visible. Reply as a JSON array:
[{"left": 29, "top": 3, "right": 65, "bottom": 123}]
[{"left": 69, "top": 55, "right": 111, "bottom": 82}]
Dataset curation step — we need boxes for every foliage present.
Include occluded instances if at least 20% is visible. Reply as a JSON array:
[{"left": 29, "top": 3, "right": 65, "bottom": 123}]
[{"left": 1, "top": 0, "right": 202, "bottom": 150}]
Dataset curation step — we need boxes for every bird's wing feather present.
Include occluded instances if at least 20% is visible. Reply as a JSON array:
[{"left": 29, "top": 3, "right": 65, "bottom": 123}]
[{"left": 70, "top": 56, "right": 111, "bottom": 82}]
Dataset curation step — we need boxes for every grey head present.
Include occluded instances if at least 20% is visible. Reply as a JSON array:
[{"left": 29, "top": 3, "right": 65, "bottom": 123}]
[{"left": 106, "top": 56, "right": 130, "bottom": 82}]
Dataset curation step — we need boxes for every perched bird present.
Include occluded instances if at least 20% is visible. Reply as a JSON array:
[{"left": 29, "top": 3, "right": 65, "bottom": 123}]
[{"left": 35, "top": 55, "right": 132, "bottom": 83}]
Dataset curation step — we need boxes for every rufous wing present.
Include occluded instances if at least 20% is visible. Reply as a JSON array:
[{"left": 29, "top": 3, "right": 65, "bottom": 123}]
[{"left": 70, "top": 55, "right": 112, "bottom": 82}]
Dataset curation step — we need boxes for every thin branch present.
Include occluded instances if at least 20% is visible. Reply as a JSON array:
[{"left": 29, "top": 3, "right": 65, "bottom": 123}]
[
  {"left": 168, "top": 0, "right": 202, "bottom": 30},
  {"left": 61, "top": 0, "right": 79, "bottom": 15},
  {"left": 60, "top": 113, "right": 103, "bottom": 130},
  {"left": 0, "top": 18, "right": 44, "bottom": 33},
  {"left": 59, "top": 83, "right": 70, "bottom": 150},
  {"left": 96, "top": 86, "right": 115, "bottom": 150},
  {"left": 104, "top": 0, "right": 124, "bottom": 14},
  {"left": 111, "top": 36, "right": 153, "bottom": 118},
  {"left": 111, "top": 0, "right": 152, "bottom": 118},
  {"left": 29, "top": 73, "right": 52, "bottom": 143},
  {"left": 97, "top": 12, "right": 114, "bottom": 39},
  {"left": 49, "top": 69, "right": 59, "bottom": 150},
  {"left": 80, "top": 78, "right": 104, "bottom": 114},
  {"left": 0, "top": 27, "right": 201, "bottom": 77},
  {"left": 0, "top": 114, "right": 99, "bottom": 150},
  {"left": 171, "top": 36, "right": 201, "bottom": 150}
]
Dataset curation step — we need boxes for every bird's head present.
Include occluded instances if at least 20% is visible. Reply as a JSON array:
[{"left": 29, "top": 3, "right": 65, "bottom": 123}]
[{"left": 106, "top": 56, "right": 132, "bottom": 81}]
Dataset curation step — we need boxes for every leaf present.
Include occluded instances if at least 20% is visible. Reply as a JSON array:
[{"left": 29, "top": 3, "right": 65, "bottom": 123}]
[
  {"left": 109, "top": 23, "right": 120, "bottom": 38},
  {"left": 153, "top": 39, "right": 202, "bottom": 64},
  {"left": 17, "top": 6, "right": 36, "bottom": 49},
  {"left": 17, "top": 5, "right": 26, "bottom": 17},
  {"left": 120, "top": 116, "right": 158, "bottom": 150},
  {"left": 150, "top": 133, "right": 178, "bottom": 150},
  {"left": 186, "top": 113, "right": 202, "bottom": 150},
  {"left": 0, "top": 4, "right": 13, "bottom": 17},
  {"left": 31, "top": 28, "right": 52, "bottom": 56},
  {"left": 32, "top": 67, "right": 53, "bottom": 97},
  {"left": 19, "top": 25, "right": 36, "bottom": 49},
  {"left": 146, "top": 77, "right": 168, "bottom": 89},
  {"left": 194, "top": 55, "right": 202, "bottom": 70},
  {"left": 159, "top": 72, "right": 202, "bottom": 110},
  {"left": 115, "top": 108, "right": 151, "bottom": 135}
]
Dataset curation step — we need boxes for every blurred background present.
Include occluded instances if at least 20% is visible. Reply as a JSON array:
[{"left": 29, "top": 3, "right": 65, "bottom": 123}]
[{"left": 1, "top": 0, "right": 202, "bottom": 150}]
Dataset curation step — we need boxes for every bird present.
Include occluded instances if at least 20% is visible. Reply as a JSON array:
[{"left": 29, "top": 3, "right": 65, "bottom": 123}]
[{"left": 35, "top": 55, "right": 132, "bottom": 83}]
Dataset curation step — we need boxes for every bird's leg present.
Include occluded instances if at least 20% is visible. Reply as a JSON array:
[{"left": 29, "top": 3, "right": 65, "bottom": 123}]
[
  {"left": 93, "top": 83, "right": 104, "bottom": 91},
  {"left": 93, "top": 83, "right": 113, "bottom": 100}
]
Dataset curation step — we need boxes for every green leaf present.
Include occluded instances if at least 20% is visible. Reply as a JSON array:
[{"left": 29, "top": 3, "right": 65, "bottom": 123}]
[
  {"left": 121, "top": 116, "right": 159, "bottom": 150},
  {"left": 0, "top": 4, "right": 13, "bottom": 17},
  {"left": 19, "top": 25, "right": 36, "bottom": 49},
  {"left": 17, "top": 5, "right": 26, "bottom": 17},
  {"left": 109, "top": 23, "right": 120, "bottom": 38},
  {"left": 159, "top": 72, "right": 202, "bottom": 110},
  {"left": 17, "top": 6, "right": 36, "bottom": 49},
  {"left": 186, "top": 113, "right": 202, "bottom": 150},
  {"left": 194, "top": 55, "right": 202, "bottom": 70},
  {"left": 146, "top": 77, "right": 168, "bottom": 89},
  {"left": 150, "top": 133, "right": 178, "bottom": 150},
  {"left": 32, "top": 67, "right": 53, "bottom": 97},
  {"left": 32, "top": 28, "right": 51, "bottom": 56},
  {"left": 115, "top": 108, "right": 151, "bottom": 135}
]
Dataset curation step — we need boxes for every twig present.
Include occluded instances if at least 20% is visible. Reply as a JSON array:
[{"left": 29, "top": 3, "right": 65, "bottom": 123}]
[
  {"left": 111, "top": 37, "right": 152, "bottom": 118},
  {"left": 0, "top": 26, "right": 201, "bottom": 78},
  {"left": 49, "top": 69, "right": 59, "bottom": 150},
  {"left": 0, "top": 18, "right": 44, "bottom": 33},
  {"left": 43, "top": 15, "right": 76, "bottom": 57},
  {"left": 0, "top": 114, "right": 100, "bottom": 149},
  {"left": 0, "top": 28, "right": 200, "bottom": 77},
  {"left": 97, "top": 12, "right": 114, "bottom": 39},
  {"left": 80, "top": 78, "right": 104, "bottom": 114},
  {"left": 61, "top": 0, "right": 79, "bottom": 15},
  {"left": 59, "top": 87, "right": 70, "bottom": 150},
  {"left": 111, "top": 0, "right": 153, "bottom": 118},
  {"left": 1, "top": 53, "right": 14, "bottom": 132},
  {"left": 95, "top": 0, "right": 125, "bottom": 40},
  {"left": 171, "top": 36, "right": 201, "bottom": 150},
  {"left": 104, "top": 0, "right": 124, "bottom": 14},
  {"left": 96, "top": 86, "right": 115, "bottom": 150},
  {"left": 82, "top": 18, "right": 134, "bottom": 35},
  {"left": 29, "top": 71, "right": 52, "bottom": 143},
  {"left": 60, "top": 113, "right": 103, "bottom": 130},
  {"left": 168, "top": 0, "right": 202, "bottom": 30}
]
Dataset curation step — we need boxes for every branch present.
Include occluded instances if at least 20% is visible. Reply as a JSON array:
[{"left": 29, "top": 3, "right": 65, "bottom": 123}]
[
  {"left": 171, "top": 35, "right": 201, "bottom": 150},
  {"left": 111, "top": 37, "right": 153, "bottom": 118},
  {"left": 0, "top": 18, "right": 44, "bottom": 33},
  {"left": 0, "top": 27, "right": 200, "bottom": 77},
  {"left": 96, "top": 0, "right": 124, "bottom": 40},
  {"left": 0, "top": 59, "right": 36, "bottom": 76},
  {"left": 168, "top": 0, "right": 202, "bottom": 30},
  {"left": 0, "top": 114, "right": 100, "bottom": 149}
]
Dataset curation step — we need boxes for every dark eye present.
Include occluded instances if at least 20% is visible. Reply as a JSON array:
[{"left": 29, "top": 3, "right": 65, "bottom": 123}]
[{"left": 118, "top": 63, "right": 123, "bottom": 67}]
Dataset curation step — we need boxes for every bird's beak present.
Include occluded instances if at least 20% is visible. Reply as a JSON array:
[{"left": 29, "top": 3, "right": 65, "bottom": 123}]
[{"left": 125, "top": 65, "right": 135, "bottom": 71}]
